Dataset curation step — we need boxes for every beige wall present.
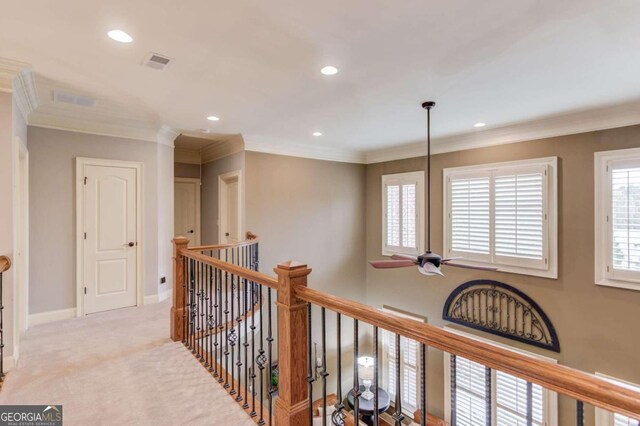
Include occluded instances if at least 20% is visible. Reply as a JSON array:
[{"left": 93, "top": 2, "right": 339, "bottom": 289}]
[
  {"left": 174, "top": 162, "right": 200, "bottom": 179},
  {"left": 366, "top": 125, "right": 640, "bottom": 425},
  {"left": 28, "top": 126, "right": 173, "bottom": 314},
  {"left": 201, "top": 152, "right": 245, "bottom": 245}
]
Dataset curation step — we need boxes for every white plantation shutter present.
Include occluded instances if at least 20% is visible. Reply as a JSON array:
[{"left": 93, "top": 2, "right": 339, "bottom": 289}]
[
  {"left": 454, "top": 357, "right": 488, "bottom": 426},
  {"left": 595, "top": 374, "right": 640, "bottom": 426},
  {"left": 444, "top": 158, "right": 556, "bottom": 277},
  {"left": 614, "top": 414, "right": 640, "bottom": 426},
  {"left": 382, "top": 330, "right": 420, "bottom": 413},
  {"left": 494, "top": 167, "right": 547, "bottom": 268},
  {"left": 610, "top": 165, "right": 640, "bottom": 273},
  {"left": 495, "top": 371, "right": 544, "bottom": 426},
  {"left": 450, "top": 176, "right": 491, "bottom": 258},
  {"left": 382, "top": 172, "right": 424, "bottom": 255}
]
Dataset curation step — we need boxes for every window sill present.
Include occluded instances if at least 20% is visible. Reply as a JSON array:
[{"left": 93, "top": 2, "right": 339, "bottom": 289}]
[
  {"left": 445, "top": 260, "right": 558, "bottom": 280},
  {"left": 595, "top": 277, "right": 640, "bottom": 292}
]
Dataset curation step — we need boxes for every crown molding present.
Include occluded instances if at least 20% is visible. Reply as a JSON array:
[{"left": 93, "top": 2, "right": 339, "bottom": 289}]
[
  {"left": 157, "top": 125, "right": 179, "bottom": 148},
  {"left": 13, "top": 69, "right": 38, "bottom": 123},
  {"left": 201, "top": 136, "right": 244, "bottom": 164},
  {"left": 0, "top": 57, "right": 30, "bottom": 93},
  {"left": 175, "top": 148, "right": 201, "bottom": 164},
  {"left": 365, "top": 99, "right": 640, "bottom": 164},
  {"left": 244, "top": 137, "right": 366, "bottom": 164}
]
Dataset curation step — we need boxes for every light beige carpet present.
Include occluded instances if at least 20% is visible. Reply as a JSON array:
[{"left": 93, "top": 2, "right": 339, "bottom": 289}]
[{"left": 0, "top": 301, "right": 255, "bottom": 426}]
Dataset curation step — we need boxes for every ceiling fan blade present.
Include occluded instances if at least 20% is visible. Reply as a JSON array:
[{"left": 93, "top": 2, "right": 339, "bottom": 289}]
[
  {"left": 441, "top": 257, "right": 464, "bottom": 262},
  {"left": 419, "top": 262, "right": 444, "bottom": 276},
  {"left": 369, "top": 260, "right": 416, "bottom": 269},
  {"left": 444, "top": 262, "right": 499, "bottom": 271},
  {"left": 391, "top": 254, "right": 419, "bottom": 262}
]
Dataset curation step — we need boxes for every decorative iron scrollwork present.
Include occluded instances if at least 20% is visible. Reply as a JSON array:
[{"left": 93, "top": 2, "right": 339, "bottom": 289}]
[{"left": 442, "top": 280, "right": 560, "bottom": 352}]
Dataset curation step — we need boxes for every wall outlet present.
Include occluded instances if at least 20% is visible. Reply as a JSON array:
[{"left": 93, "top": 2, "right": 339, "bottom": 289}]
[{"left": 160, "top": 276, "right": 166, "bottom": 284}]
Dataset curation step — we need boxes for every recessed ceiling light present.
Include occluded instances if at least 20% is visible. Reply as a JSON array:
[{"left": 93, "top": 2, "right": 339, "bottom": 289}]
[
  {"left": 312, "top": 132, "right": 323, "bottom": 137},
  {"left": 107, "top": 30, "right": 133, "bottom": 43},
  {"left": 207, "top": 116, "right": 220, "bottom": 121},
  {"left": 474, "top": 122, "right": 487, "bottom": 128},
  {"left": 320, "top": 66, "right": 338, "bottom": 76}
]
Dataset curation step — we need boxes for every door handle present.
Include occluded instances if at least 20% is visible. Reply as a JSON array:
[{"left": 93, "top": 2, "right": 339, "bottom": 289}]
[
  {"left": 189, "top": 230, "right": 194, "bottom": 233},
  {"left": 225, "top": 232, "right": 230, "bottom": 237},
  {"left": 128, "top": 242, "right": 135, "bottom": 247}
]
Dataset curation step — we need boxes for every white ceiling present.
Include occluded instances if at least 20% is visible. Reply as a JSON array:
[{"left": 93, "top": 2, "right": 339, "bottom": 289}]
[{"left": 2, "top": 0, "right": 640, "bottom": 160}]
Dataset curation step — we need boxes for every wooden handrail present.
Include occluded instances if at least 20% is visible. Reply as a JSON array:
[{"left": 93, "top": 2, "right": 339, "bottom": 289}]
[
  {"left": 0, "top": 256, "right": 10, "bottom": 274},
  {"left": 296, "top": 286, "right": 640, "bottom": 420},
  {"left": 189, "top": 231, "right": 259, "bottom": 252},
  {"left": 179, "top": 248, "right": 278, "bottom": 290}
]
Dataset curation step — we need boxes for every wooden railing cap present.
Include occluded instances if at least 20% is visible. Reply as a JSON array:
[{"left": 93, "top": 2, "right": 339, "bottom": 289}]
[
  {"left": 276, "top": 260, "right": 308, "bottom": 271},
  {"left": 0, "top": 255, "right": 10, "bottom": 274},
  {"left": 173, "top": 236, "right": 190, "bottom": 244}
]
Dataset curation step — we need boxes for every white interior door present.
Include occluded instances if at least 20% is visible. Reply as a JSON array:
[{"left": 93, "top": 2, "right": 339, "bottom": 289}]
[
  {"left": 82, "top": 164, "right": 139, "bottom": 314},
  {"left": 174, "top": 178, "right": 201, "bottom": 245},
  {"left": 219, "top": 171, "right": 242, "bottom": 244}
]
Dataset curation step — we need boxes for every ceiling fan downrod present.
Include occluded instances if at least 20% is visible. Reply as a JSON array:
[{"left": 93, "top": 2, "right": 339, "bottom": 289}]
[{"left": 422, "top": 101, "right": 435, "bottom": 253}]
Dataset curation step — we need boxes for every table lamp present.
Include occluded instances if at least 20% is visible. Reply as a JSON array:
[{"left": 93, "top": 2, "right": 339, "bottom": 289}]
[{"left": 358, "top": 356, "right": 375, "bottom": 401}]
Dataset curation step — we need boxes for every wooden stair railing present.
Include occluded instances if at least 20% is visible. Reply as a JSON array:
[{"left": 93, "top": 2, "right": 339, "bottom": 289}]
[
  {"left": 0, "top": 255, "right": 11, "bottom": 385},
  {"left": 171, "top": 240, "right": 640, "bottom": 426}
]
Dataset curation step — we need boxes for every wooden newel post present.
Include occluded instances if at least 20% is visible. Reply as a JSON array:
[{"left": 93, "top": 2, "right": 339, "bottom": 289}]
[
  {"left": 274, "top": 261, "right": 312, "bottom": 426},
  {"left": 171, "top": 236, "right": 190, "bottom": 342}
]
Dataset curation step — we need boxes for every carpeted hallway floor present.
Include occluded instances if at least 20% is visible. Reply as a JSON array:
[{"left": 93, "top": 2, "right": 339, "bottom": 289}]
[{"left": 0, "top": 300, "right": 256, "bottom": 426}]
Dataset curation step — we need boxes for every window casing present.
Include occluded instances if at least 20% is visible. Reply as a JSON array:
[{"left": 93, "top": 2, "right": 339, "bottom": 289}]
[
  {"left": 443, "top": 157, "right": 557, "bottom": 279},
  {"left": 595, "top": 148, "right": 640, "bottom": 291},
  {"left": 444, "top": 328, "right": 558, "bottom": 426},
  {"left": 382, "top": 171, "right": 425, "bottom": 256},
  {"left": 380, "top": 308, "right": 426, "bottom": 416},
  {"left": 595, "top": 373, "right": 640, "bottom": 426}
]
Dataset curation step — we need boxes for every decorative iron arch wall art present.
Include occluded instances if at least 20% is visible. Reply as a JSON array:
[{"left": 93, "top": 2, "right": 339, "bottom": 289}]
[{"left": 442, "top": 280, "right": 560, "bottom": 352}]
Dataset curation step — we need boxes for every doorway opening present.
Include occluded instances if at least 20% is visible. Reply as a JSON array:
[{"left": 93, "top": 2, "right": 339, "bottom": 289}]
[
  {"left": 218, "top": 170, "right": 242, "bottom": 244},
  {"left": 174, "top": 177, "right": 201, "bottom": 246}
]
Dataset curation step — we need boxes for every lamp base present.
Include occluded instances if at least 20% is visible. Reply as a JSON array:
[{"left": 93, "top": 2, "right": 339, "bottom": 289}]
[{"left": 361, "top": 379, "right": 374, "bottom": 401}]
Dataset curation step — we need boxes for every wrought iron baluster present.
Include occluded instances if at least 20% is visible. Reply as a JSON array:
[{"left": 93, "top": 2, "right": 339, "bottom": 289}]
[
  {"left": 208, "top": 265, "right": 214, "bottom": 372},
  {"left": 204, "top": 264, "right": 211, "bottom": 369},
  {"left": 354, "top": 319, "right": 360, "bottom": 423},
  {"left": 213, "top": 266, "right": 219, "bottom": 378},
  {"left": 243, "top": 275, "right": 250, "bottom": 409},
  {"left": 526, "top": 381, "right": 533, "bottom": 426},
  {"left": 321, "top": 307, "right": 328, "bottom": 426},
  {"left": 257, "top": 283, "right": 266, "bottom": 425},
  {"left": 250, "top": 277, "right": 257, "bottom": 418},
  {"left": 420, "top": 343, "right": 426, "bottom": 426},
  {"left": 182, "top": 257, "right": 187, "bottom": 346},
  {"left": 267, "top": 287, "right": 274, "bottom": 426},
  {"left": 0, "top": 270, "right": 4, "bottom": 381},
  {"left": 393, "top": 334, "right": 404, "bottom": 426},
  {"left": 333, "top": 313, "right": 345, "bottom": 426},
  {"left": 218, "top": 267, "right": 224, "bottom": 383},
  {"left": 230, "top": 252, "right": 237, "bottom": 396},
  {"left": 451, "top": 354, "right": 457, "bottom": 426},
  {"left": 576, "top": 400, "right": 584, "bottom": 426},
  {"left": 486, "top": 367, "right": 492, "bottom": 426},
  {"left": 189, "top": 259, "right": 195, "bottom": 352},
  {"left": 224, "top": 251, "right": 230, "bottom": 388},
  {"left": 374, "top": 326, "right": 379, "bottom": 426},
  {"left": 307, "top": 303, "right": 315, "bottom": 425},
  {"left": 233, "top": 250, "right": 242, "bottom": 401},
  {"left": 197, "top": 260, "right": 204, "bottom": 360}
]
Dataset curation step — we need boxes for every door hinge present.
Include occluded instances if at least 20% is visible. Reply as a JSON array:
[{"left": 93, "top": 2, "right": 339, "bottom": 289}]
[
  {"left": 84, "top": 287, "right": 87, "bottom": 295},
  {"left": 84, "top": 177, "right": 87, "bottom": 185}
]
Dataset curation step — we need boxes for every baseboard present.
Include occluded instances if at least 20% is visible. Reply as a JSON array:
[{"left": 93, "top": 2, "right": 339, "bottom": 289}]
[
  {"left": 28, "top": 308, "right": 76, "bottom": 326},
  {"left": 144, "top": 288, "right": 172, "bottom": 305}
]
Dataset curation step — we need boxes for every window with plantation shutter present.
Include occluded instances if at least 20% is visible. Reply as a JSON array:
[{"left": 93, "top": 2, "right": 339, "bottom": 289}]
[
  {"left": 381, "top": 308, "right": 425, "bottom": 415},
  {"left": 596, "top": 149, "right": 640, "bottom": 290},
  {"left": 595, "top": 374, "right": 640, "bottom": 426},
  {"left": 382, "top": 172, "right": 425, "bottom": 256},
  {"left": 444, "top": 158, "right": 557, "bottom": 278},
  {"left": 445, "top": 328, "right": 557, "bottom": 426}
]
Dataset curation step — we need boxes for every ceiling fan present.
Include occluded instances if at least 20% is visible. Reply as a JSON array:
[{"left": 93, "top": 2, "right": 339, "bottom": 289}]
[{"left": 369, "top": 101, "right": 497, "bottom": 276}]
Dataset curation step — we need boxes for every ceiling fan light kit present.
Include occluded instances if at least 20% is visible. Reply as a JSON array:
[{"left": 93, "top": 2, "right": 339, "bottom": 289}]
[{"left": 369, "top": 101, "right": 497, "bottom": 277}]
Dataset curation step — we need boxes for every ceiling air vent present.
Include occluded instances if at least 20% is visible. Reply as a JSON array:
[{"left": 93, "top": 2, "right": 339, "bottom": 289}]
[
  {"left": 53, "top": 90, "right": 96, "bottom": 107},
  {"left": 143, "top": 52, "right": 173, "bottom": 70}
]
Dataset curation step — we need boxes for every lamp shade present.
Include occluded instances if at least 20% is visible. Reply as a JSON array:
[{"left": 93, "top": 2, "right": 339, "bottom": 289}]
[{"left": 358, "top": 356, "right": 374, "bottom": 381}]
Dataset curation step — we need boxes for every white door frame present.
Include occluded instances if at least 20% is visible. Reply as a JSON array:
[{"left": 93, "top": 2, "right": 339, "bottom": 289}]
[
  {"left": 75, "top": 157, "right": 144, "bottom": 317},
  {"left": 218, "top": 170, "right": 243, "bottom": 244},
  {"left": 12, "top": 136, "right": 28, "bottom": 357},
  {"left": 174, "top": 177, "right": 201, "bottom": 245}
]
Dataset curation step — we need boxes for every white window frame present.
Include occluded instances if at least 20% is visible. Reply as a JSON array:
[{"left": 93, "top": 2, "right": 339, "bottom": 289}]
[
  {"left": 443, "top": 157, "right": 558, "bottom": 279},
  {"left": 382, "top": 171, "right": 425, "bottom": 256},
  {"left": 594, "top": 373, "right": 640, "bottom": 426},
  {"left": 595, "top": 147, "right": 640, "bottom": 291},
  {"left": 444, "top": 327, "right": 558, "bottom": 426},
  {"left": 380, "top": 307, "right": 427, "bottom": 417}
]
